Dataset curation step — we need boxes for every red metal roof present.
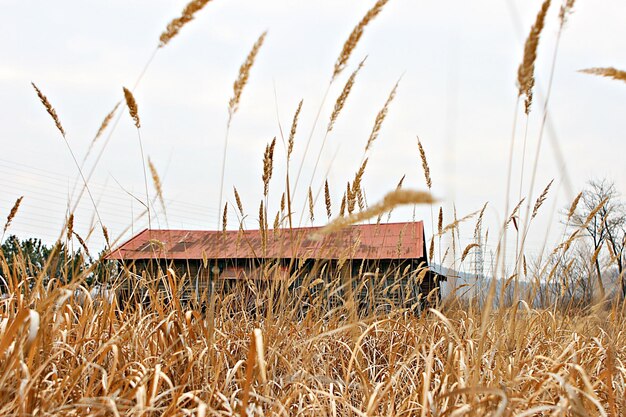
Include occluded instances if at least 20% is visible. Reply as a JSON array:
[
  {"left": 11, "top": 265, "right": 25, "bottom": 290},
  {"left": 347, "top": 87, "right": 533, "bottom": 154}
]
[{"left": 106, "top": 222, "right": 425, "bottom": 261}]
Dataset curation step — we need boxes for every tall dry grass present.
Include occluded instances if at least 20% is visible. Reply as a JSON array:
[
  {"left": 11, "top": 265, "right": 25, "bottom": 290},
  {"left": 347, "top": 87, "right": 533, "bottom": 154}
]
[
  {"left": 0, "top": 268, "right": 625, "bottom": 415},
  {"left": 3, "top": 0, "right": 626, "bottom": 415}
]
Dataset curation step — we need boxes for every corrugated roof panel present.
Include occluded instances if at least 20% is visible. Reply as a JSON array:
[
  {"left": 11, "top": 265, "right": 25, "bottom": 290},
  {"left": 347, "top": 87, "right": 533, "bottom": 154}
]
[{"left": 106, "top": 222, "right": 425, "bottom": 261}]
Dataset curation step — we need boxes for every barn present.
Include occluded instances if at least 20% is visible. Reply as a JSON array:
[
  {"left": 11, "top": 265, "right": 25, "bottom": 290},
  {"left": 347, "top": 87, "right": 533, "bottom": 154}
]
[{"left": 106, "top": 221, "right": 445, "bottom": 312}]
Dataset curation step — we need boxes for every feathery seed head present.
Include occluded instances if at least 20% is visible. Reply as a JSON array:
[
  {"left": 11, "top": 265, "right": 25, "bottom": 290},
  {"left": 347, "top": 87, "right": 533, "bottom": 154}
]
[
  {"left": 102, "top": 225, "right": 110, "bottom": 245},
  {"left": 559, "top": 0, "right": 576, "bottom": 27},
  {"left": 441, "top": 209, "right": 481, "bottom": 235},
  {"left": 222, "top": 203, "right": 228, "bottom": 235},
  {"left": 4, "top": 196, "right": 23, "bottom": 234},
  {"left": 328, "top": 57, "right": 366, "bottom": 133},
  {"left": 325, "top": 180, "right": 332, "bottom": 219},
  {"left": 507, "top": 198, "right": 526, "bottom": 227},
  {"left": 159, "top": 0, "right": 213, "bottom": 47},
  {"left": 417, "top": 137, "right": 432, "bottom": 189},
  {"left": 332, "top": 0, "right": 389, "bottom": 80},
  {"left": 340, "top": 194, "right": 347, "bottom": 217},
  {"left": 531, "top": 179, "right": 554, "bottom": 220},
  {"left": 259, "top": 200, "right": 267, "bottom": 253},
  {"left": 568, "top": 191, "right": 583, "bottom": 220},
  {"left": 438, "top": 207, "right": 443, "bottom": 235},
  {"left": 234, "top": 187, "right": 244, "bottom": 215},
  {"left": 580, "top": 67, "right": 626, "bottom": 84},
  {"left": 396, "top": 174, "right": 406, "bottom": 190},
  {"left": 319, "top": 189, "right": 435, "bottom": 235},
  {"left": 288, "top": 100, "right": 303, "bottom": 160},
  {"left": 474, "top": 202, "right": 489, "bottom": 239},
  {"left": 347, "top": 182, "right": 355, "bottom": 214},
  {"left": 148, "top": 158, "right": 165, "bottom": 212},
  {"left": 66, "top": 213, "right": 74, "bottom": 241},
  {"left": 308, "top": 187, "right": 315, "bottom": 223},
  {"left": 229, "top": 32, "right": 267, "bottom": 120},
  {"left": 365, "top": 78, "right": 400, "bottom": 152},
  {"left": 461, "top": 243, "right": 480, "bottom": 263},
  {"left": 122, "top": 87, "right": 141, "bottom": 128},
  {"left": 583, "top": 197, "right": 608, "bottom": 227},
  {"left": 517, "top": 0, "right": 551, "bottom": 114},
  {"left": 351, "top": 158, "right": 368, "bottom": 203},
  {"left": 356, "top": 188, "right": 366, "bottom": 212},
  {"left": 93, "top": 103, "right": 120, "bottom": 143},
  {"left": 273, "top": 211, "right": 280, "bottom": 234},
  {"left": 262, "top": 137, "right": 276, "bottom": 197},
  {"left": 31, "top": 82, "right": 66, "bottom": 137},
  {"left": 429, "top": 237, "right": 435, "bottom": 262},
  {"left": 73, "top": 231, "right": 90, "bottom": 258}
]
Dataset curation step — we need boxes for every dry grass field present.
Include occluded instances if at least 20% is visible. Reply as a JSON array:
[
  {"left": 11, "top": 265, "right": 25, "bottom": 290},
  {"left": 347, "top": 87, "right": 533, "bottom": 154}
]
[
  {"left": 1, "top": 274, "right": 625, "bottom": 416},
  {"left": 2, "top": 0, "right": 626, "bottom": 415}
]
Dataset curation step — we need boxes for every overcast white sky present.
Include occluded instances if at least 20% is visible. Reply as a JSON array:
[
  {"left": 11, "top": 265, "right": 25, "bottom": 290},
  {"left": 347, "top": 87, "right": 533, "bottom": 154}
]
[{"left": 1, "top": 0, "right": 625, "bottom": 272}]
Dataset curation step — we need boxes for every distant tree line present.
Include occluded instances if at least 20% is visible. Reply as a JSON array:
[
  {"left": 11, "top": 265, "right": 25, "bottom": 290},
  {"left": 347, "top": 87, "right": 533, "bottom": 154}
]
[{"left": 0, "top": 235, "right": 112, "bottom": 292}]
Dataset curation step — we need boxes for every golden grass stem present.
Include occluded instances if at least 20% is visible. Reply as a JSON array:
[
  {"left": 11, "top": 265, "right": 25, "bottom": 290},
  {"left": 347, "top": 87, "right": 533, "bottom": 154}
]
[
  {"left": 123, "top": 87, "right": 151, "bottom": 230},
  {"left": 519, "top": 12, "right": 568, "bottom": 273},
  {"left": 303, "top": 59, "right": 367, "bottom": 221},
  {"left": 502, "top": 97, "right": 521, "bottom": 277},
  {"left": 294, "top": 0, "right": 390, "bottom": 216},
  {"left": 69, "top": 47, "right": 159, "bottom": 223},
  {"left": 218, "top": 32, "right": 267, "bottom": 230},
  {"left": 291, "top": 83, "right": 332, "bottom": 211},
  {"left": 31, "top": 83, "right": 107, "bottom": 247}
]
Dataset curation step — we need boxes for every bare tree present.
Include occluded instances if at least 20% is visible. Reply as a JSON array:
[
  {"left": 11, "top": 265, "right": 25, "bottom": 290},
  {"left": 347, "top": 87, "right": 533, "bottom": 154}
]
[
  {"left": 569, "top": 179, "right": 626, "bottom": 300},
  {"left": 605, "top": 213, "right": 626, "bottom": 299},
  {"left": 545, "top": 243, "right": 595, "bottom": 308}
]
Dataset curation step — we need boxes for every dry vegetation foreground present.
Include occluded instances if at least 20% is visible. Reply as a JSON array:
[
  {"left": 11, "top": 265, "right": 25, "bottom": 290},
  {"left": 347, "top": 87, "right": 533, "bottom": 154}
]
[
  {"left": 4, "top": 0, "right": 626, "bottom": 414},
  {"left": 1, "top": 290, "right": 625, "bottom": 416}
]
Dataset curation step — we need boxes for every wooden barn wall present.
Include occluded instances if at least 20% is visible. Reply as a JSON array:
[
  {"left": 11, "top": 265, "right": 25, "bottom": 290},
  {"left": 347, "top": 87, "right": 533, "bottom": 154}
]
[{"left": 120, "top": 256, "right": 442, "bottom": 308}]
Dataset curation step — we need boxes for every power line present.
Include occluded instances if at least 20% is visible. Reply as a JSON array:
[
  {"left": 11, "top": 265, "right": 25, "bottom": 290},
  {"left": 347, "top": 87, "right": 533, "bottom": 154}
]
[{"left": 0, "top": 159, "right": 220, "bottom": 214}]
